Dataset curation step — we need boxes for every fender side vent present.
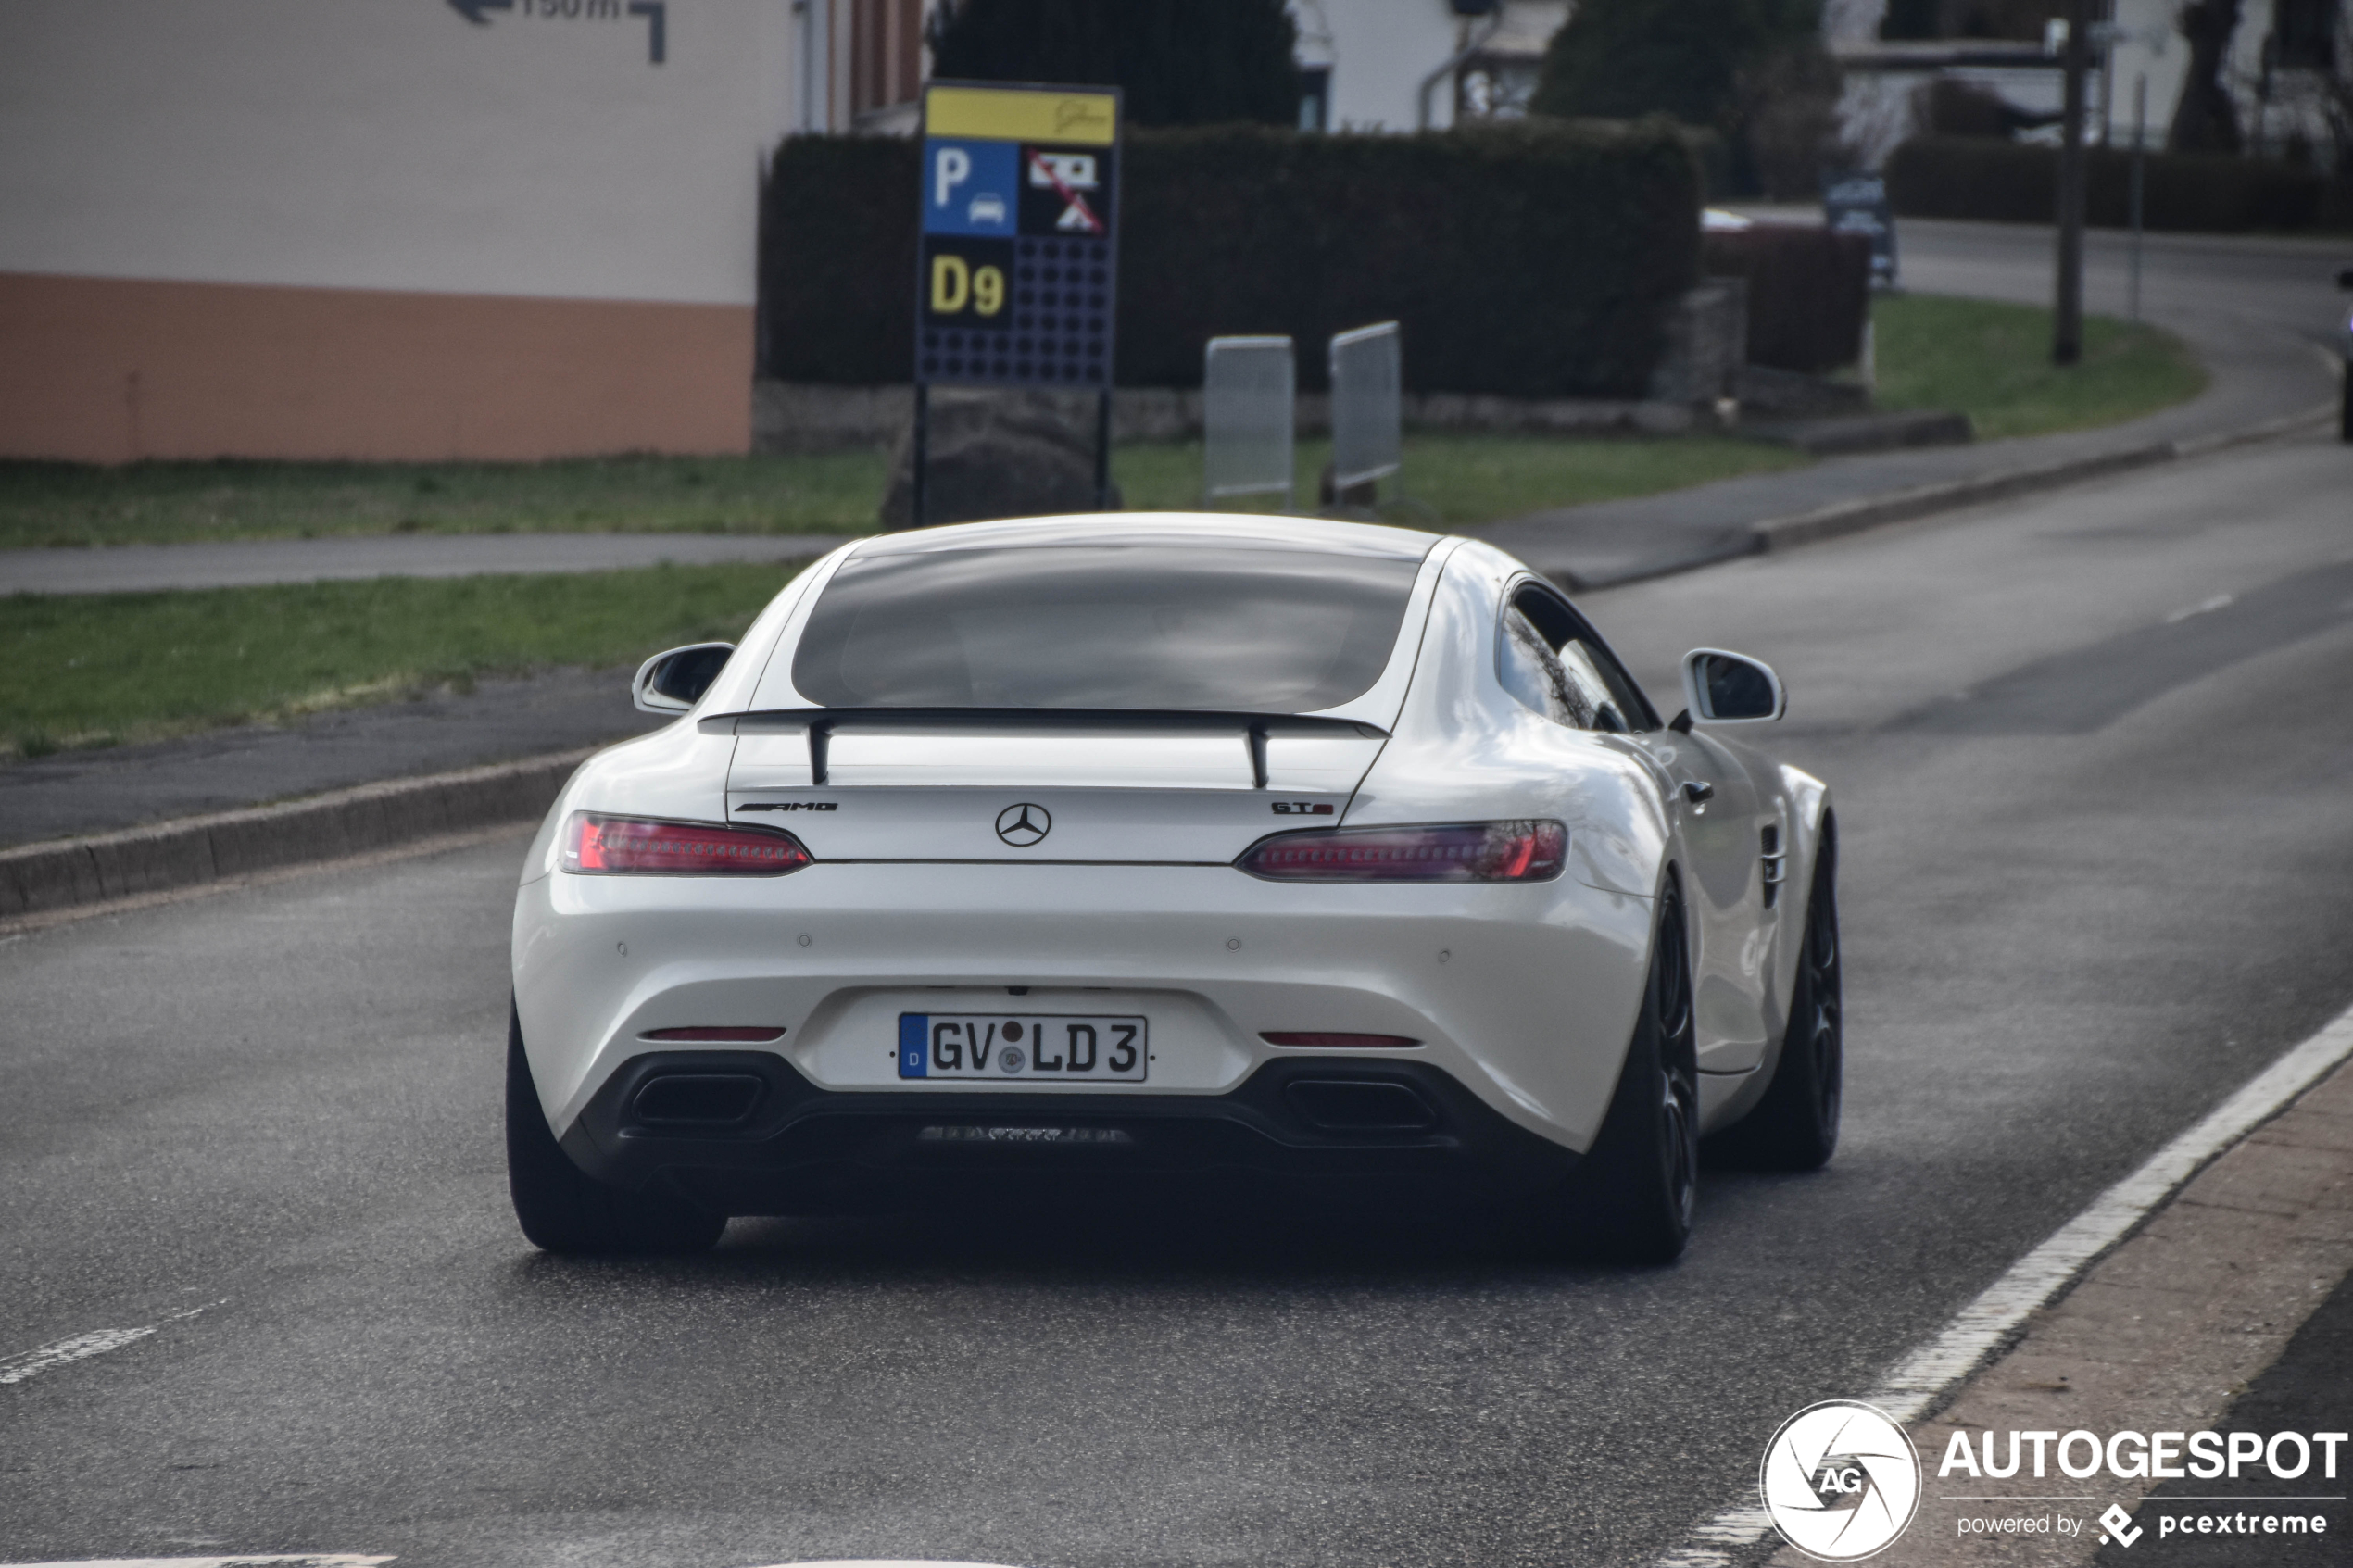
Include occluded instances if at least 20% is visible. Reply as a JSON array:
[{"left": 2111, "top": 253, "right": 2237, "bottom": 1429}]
[{"left": 1761, "top": 824, "right": 1785, "bottom": 909}]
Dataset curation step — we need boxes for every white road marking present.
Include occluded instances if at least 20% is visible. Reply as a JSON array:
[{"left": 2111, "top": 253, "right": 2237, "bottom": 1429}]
[
  {"left": 1655, "top": 997, "right": 2353, "bottom": 1568},
  {"left": 0, "top": 1301, "right": 222, "bottom": 1387},
  {"left": 2165, "top": 592, "right": 2235, "bottom": 622},
  {"left": 1, "top": 1559, "right": 390, "bottom": 1568}
]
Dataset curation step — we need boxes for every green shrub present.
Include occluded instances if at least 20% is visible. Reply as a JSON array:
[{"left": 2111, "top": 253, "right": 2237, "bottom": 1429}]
[
  {"left": 1885, "top": 136, "right": 2326, "bottom": 232},
  {"left": 1702, "top": 223, "right": 1869, "bottom": 371},
  {"left": 761, "top": 119, "right": 1702, "bottom": 398}
]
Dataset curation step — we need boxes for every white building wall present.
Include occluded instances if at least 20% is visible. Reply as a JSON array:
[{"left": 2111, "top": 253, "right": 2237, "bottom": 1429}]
[
  {"left": 0, "top": 0, "right": 802, "bottom": 461},
  {"left": 1294, "top": 0, "right": 1483, "bottom": 131},
  {"left": 0, "top": 0, "right": 793, "bottom": 307}
]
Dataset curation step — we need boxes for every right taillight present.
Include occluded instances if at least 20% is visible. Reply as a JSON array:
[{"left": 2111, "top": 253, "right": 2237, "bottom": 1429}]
[{"left": 1235, "top": 821, "right": 1567, "bottom": 883}]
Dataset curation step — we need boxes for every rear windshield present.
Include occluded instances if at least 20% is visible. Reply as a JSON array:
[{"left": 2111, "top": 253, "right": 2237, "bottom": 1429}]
[{"left": 790, "top": 542, "right": 1427, "bottom": 712}]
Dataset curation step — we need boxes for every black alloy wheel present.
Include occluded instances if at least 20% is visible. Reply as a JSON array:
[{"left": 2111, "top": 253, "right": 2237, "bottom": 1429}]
[
  {"left": 1708, "top": 812, "right": 1842, "bottom": 1171},
  {"left": 1552, "top": 884, "right": 1701, "bottom": 1263},
  {"left": 505, "top": 1004, "right": 729, "bottom": 1256}
]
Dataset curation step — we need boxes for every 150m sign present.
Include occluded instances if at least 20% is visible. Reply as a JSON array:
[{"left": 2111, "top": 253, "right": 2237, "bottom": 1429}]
[{"left": 447, "top": 0, "right": 667, "bottom": 65}]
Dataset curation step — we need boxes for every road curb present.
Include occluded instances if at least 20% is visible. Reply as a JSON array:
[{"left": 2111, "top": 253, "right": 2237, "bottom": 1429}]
[
  {"left": 0, "top": 748, "right": 589, "bottom": 923},
  {"left": 1752, "top": 400, "right": 2338, "bottom": 558}
]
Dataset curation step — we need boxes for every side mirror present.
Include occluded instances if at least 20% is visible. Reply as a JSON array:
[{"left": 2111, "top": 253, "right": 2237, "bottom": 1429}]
[
  {"left": 1680, "top": 647, "right": 1786, "bottom": 724},
  {"left": 631, "top": 642, "right": 735, "bottom": 714}
]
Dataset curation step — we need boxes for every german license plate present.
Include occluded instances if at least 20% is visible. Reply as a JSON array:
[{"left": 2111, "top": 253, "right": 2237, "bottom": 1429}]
[{"left": 898, "top": 1013, "right": 1146, "bottom": 1081}]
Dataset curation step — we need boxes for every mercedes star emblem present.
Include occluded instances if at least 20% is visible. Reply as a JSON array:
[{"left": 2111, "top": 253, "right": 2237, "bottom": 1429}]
[{"left": 995, "top": 802, "right": 1051, "bottom": 847}]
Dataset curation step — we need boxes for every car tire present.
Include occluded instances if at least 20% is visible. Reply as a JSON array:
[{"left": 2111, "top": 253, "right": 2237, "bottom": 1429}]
[
  {"left": 1708, "top": 813, "right": 1842, "bottom": 1172},
  {"left": 1550, "top": 884, "right": 1700, "bottom": 1264},
  {"left": 505, "top": 1004, "right": 728, "bottom": 1255}
]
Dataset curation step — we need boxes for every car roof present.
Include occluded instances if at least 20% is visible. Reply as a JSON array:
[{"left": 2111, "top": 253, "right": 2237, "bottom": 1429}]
[{"left": 845, "top": 511, "right": 1448, "bottom": 561}]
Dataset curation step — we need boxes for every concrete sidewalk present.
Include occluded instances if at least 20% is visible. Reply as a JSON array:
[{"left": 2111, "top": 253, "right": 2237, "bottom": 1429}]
[{"left": 0, "top": 667, "right": 662, "bottom": 849}]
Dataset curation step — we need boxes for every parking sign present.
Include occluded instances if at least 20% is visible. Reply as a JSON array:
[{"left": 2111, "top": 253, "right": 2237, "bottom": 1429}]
[{"left": 916, "top": 82, "right": 1122, "bottom": 391}]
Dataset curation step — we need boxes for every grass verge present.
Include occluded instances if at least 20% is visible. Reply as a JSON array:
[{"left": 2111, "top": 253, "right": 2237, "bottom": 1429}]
[
  {"left": 1, "top": 564, "right": 799, "bottom": 759},
  {"left": 0, "top": 453, "right": 888, "bottom": 551},
  {"left": 1870, "top": 293, "right": 2208, "bottom": 440},
  {"left": 1114, "top": 433, "right": 1809, "bottom": 524},
  {"left": 0, "top": 433, "right": 1809, "bottom": 551}
]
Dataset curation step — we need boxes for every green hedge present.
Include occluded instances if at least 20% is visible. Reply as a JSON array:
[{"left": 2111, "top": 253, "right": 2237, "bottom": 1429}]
[
  {"left": 1701, "top": 224, "right": 1870, "bottom": 373},
  {"left": 761, "top": 120, "right": 1701, "bottom": 397},
  {"left": 1885, "top": 136, "right": 2327, "bottom": 232}
]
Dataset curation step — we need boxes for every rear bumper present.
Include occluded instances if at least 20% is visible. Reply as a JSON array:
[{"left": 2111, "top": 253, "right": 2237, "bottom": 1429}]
[
  {"left": 559, "top": 1049, "right": 1583, "bottom": 1215},
  {"left": 511, "top": 861, "right": 1659, "bottom": 1155}
]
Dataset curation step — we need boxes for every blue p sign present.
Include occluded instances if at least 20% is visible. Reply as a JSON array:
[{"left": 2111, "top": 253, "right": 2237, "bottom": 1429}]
[{"left": 924, "top": 138, "right": 1017, "bottom": 237}]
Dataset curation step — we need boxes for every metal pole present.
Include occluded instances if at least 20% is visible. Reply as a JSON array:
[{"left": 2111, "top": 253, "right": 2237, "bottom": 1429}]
[
  {"left": 2055, "top": 0, "right": 2090, "bottom": 365},
  {"left": 2128, "top": 75, "right": 2146, "bottom": 323},
  {"left": 2339, "top": 270, "right": 2353, "bottom": 443},
  {"left": 2341, "top": 314, "right": 2352, "bottom": 443},
  {"left": 911, "top": 382, "right": 929, "bottom": 529},
  {"left": 1093, "top": 387, "right": 1113, "bottom": 511}
]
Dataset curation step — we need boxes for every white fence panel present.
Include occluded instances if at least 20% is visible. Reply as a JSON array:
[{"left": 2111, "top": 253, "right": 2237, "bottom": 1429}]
[
  {"left": 1202, "top": 334, "right": 1295, "bottom": 505},
  {"left": 1328, "top": 320, "right": 1402, "bottom": 494}
]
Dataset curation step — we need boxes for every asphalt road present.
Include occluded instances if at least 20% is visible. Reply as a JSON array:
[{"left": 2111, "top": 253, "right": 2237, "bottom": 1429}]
[{"left": 4, "top": 426, "right": 2350, "bottom": 1567}]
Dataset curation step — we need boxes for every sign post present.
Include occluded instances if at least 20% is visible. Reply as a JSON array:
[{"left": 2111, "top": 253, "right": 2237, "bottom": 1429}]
[
  {"left": 911, "top": 81, "right": 1123, "bottom": 528},
  {"left": 1823, "top": 171, "right": 1898, "bottom": 290}
]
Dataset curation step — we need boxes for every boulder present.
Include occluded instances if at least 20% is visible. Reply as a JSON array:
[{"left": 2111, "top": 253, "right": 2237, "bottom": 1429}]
[{"left": 879, "top": 389, "right": 1120, "bottom": 530}]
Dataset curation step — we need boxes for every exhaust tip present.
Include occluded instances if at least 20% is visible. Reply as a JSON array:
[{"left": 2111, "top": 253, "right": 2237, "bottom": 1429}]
[
  {"left": 1283, "top": 1078, "right": 1440, "bottom": 1134},
  {"left": 630, "top": 1073, "right": 765, "bottom": 1127}
]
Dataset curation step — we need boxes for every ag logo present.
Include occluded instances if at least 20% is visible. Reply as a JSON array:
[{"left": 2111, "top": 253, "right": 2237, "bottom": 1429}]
[
  {"left": 1760, "top": 1400, "right": 1922, "bottom": 1561},
  {"left": 995, "top": 803, "right": 1051, "bottom": 847}
]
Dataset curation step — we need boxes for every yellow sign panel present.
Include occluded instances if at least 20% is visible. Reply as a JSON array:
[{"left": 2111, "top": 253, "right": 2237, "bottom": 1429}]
[{"left": 925, "top": 84, "right": 1119, "bottom": 146}]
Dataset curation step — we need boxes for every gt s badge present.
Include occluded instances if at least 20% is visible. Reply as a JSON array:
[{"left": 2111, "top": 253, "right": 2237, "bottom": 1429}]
[
  {"left": 1271, "top": 801, "right": 1335, "bottom": 815},
  {"left": 737, "top": 801, "right": 837, "bottom": 812}
]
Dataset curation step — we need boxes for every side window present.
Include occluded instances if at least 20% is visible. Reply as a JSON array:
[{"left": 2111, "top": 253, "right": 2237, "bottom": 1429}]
[
  {"left": 1506, "top": 583, "right": 1657, "bottom": 733},
  {"left": 1500, "top": 608, "right": 1589, "bottom": 726},
  {"left": 1558, "top": 641, "right": 1632, "bottom": 734}
]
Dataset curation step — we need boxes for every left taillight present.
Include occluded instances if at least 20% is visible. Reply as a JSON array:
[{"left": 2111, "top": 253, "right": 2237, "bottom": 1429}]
[{"left": 562, "top": 812, "right": 812, "bottom": 876}]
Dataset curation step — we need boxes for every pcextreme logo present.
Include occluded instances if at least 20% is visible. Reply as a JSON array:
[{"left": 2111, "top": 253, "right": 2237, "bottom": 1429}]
[{"left": 1760, "top": 1400, "right": 1925, "bottom": 1561}]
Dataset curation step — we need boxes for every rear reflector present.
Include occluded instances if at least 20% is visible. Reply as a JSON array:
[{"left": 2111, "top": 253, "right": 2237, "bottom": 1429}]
[
  {"left": 641, "top": 1026, "right": 787, "bottom": 1043},
  {"left": 1235, "top": 821, "right": 1567, "bottom": 883},
  {"left": 1261, "top": 1032, "right": 1420, "bottom": 1048},
  {"left": 564, "top": 811, "right": 811, "bottom": 875}
]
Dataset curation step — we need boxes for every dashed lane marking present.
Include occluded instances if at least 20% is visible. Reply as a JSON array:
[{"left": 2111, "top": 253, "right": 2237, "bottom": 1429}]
[
  {"left": 1654, "top": 997, "right": 2353, "bottom": 1568},
  {"left": 0, "top": 1300, "right": 223, "bottom": 1387}
]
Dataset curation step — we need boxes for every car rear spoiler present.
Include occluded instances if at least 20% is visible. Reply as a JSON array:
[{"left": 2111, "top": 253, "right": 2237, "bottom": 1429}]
[{"left": 697, "top": 708, "right": 1388, "bottom": 790}]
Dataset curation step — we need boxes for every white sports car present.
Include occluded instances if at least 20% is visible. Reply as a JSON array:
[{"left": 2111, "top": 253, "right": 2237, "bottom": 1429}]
[{"left": 506, "top": 515, "right": 1840, "bottom": 1261}]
